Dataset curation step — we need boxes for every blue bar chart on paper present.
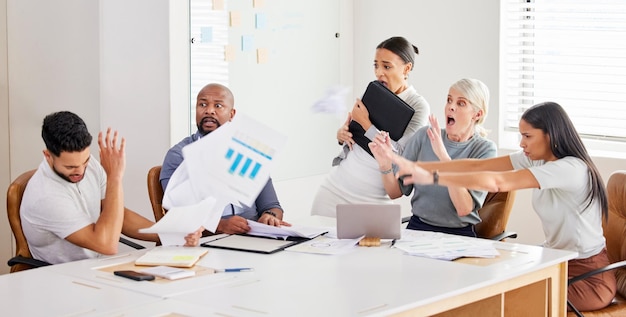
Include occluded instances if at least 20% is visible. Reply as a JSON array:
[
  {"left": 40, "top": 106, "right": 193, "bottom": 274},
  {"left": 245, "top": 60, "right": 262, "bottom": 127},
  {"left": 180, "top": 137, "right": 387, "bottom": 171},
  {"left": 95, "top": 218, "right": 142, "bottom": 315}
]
[
  {"left": 225, "top": 133, "right": 276, "bottom": 180},
  {"left": 183, "top": 113, "right": 287, "bottom": 207}
]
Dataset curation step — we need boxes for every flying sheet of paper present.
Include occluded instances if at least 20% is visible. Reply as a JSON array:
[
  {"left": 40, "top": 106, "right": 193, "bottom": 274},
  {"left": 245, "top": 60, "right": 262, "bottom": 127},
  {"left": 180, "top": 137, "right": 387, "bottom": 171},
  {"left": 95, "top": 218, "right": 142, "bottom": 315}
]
[
  {"left": 182, "top": 113, "right": 287, "bottom": 207},
  {"left": 140, "top": 197, "right": 217, "bottom": 246},
  {"left": 310, "top": 85, "right": 350, "bottom": 116}
]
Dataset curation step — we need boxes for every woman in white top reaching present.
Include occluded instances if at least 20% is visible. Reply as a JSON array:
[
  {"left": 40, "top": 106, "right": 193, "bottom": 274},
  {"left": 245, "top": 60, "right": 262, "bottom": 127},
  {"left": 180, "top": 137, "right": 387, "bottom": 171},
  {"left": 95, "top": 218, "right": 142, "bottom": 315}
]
[{"left": 370, "top": 101, "right": 616, "bottom": 312}]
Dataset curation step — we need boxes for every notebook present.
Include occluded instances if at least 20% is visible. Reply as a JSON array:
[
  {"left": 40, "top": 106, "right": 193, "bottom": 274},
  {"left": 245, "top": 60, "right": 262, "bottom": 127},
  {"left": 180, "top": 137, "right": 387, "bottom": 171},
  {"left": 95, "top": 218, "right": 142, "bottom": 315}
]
[
  {"left": 348, "top": 81, "right": 415, "bottom": 155},
  {"left": 134, "top": 246, "right": 209, "bottom": 268},
  {"left": 336, "top": 204, "right": 402, "bottom": 239}
]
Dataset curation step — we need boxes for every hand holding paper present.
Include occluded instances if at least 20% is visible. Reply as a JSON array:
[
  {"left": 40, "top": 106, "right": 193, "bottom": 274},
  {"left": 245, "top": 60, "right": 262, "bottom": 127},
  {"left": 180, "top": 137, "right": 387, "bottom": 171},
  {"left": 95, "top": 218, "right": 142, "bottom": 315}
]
[{"left": 140, "top": 197, "right": 218, "bottom": 246}]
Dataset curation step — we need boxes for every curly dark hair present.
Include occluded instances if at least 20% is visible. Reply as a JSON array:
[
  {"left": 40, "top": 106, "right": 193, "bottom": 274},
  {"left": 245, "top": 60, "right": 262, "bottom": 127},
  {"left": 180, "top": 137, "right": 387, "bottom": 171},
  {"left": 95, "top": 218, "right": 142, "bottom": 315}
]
[{"left": 41, "top": 111, "right": 92, "bottom": 156}]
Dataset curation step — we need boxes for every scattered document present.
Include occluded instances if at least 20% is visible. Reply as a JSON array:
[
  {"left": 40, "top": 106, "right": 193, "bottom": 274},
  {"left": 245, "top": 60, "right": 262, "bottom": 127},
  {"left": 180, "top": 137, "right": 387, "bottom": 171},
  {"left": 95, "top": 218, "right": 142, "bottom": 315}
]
[
  {"left": 310, "top": 85, "right": 350, "bottom": 116},
  {"left": 394, "top": 229, "right": 500, "bottom": 261},
  {"left": 134, "top": 246, "right": 208, "bottom": 268},
  {"left": 285, "top": 235, "right": 361, "bottom": 255},
  {"left": 140, "top": 197, "right": 216, "bottom": 246},
  {"left": 247, "top": 221, "right": 328, "bottom": 239}
]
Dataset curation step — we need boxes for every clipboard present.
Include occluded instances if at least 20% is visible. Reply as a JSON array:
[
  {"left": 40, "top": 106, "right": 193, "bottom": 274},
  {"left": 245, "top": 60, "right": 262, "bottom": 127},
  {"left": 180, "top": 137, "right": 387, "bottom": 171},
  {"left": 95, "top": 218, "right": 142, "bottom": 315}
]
[
  {"left": 201, "top": 234, "right": 309, "bottom": 254},
  {"left": 349, "top": 81, "right": 415, "bottom": 155}
]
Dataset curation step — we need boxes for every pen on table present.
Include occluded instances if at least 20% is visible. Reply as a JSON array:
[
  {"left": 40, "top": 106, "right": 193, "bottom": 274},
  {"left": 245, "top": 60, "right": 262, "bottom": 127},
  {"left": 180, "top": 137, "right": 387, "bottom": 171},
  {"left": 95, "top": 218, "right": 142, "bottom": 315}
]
[
  {"left": 390, "top": 239, "right": 397, "bottom": 248},
  {"left": 215, "top": 268, "right": 254, "bottom": 273}
]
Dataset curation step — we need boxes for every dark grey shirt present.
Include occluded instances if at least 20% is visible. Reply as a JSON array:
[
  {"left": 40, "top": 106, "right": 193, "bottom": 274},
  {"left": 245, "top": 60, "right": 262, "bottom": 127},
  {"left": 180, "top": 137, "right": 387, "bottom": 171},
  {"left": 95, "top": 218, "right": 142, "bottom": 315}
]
[{"left": 400, "top": 127, "right": 497, "bottom": 228}]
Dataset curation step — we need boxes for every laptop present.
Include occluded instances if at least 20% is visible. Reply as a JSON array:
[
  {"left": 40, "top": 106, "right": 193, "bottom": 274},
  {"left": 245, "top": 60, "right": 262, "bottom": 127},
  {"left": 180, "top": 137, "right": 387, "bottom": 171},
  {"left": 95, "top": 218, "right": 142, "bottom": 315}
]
[
  {"left": 336, "top": 204, "right": 402, "bottom": 239},
  {"left": 348, "top": 81, "right": 415, "bottom": 156}
]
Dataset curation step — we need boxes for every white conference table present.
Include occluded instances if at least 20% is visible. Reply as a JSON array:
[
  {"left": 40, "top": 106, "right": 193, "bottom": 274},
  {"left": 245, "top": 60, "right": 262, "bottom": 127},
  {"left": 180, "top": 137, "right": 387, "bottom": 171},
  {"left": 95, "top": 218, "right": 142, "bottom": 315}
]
[
  {"left": 36, "top": 229, "right": 576, "bottom": 317},
  {"left": 172, "top": 239, "right": 575, "bottom": 317},
  {"left": 0, "top": 266, "right": 160, "bottom": 316}
]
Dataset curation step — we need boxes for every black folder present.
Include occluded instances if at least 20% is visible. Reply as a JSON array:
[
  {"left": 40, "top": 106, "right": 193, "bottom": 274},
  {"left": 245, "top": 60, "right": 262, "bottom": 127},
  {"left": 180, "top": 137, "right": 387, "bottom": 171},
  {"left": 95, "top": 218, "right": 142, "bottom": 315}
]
[{"left": 348, "top": 81, "right": 415, "bottom": 155}]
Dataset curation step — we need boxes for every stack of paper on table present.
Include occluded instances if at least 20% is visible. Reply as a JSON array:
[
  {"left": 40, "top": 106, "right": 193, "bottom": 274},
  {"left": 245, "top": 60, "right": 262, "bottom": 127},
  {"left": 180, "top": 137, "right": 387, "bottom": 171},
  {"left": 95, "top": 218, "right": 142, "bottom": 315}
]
[
  {"left": 247, "top": 221, "right": 328, "bottom": 239},
  {"left": 134, "top": 246, "right": 209, "bottom": 268},
  {"left": 393, "top": 229, "right": 500, "bottom": 261}
]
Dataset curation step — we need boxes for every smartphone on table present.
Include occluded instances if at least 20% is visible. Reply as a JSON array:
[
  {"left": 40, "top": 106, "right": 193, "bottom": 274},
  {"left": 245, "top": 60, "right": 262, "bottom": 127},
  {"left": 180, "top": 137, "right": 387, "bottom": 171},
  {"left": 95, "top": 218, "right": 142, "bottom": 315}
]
[{"left": 113, "top": 270, "right": 155, "bottom": 281}]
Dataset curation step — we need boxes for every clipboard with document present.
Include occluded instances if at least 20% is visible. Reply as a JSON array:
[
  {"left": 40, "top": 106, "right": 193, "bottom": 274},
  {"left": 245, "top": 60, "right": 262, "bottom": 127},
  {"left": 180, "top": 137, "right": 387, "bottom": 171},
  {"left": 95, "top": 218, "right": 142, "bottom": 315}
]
[
  {"left": 200, "top": 221, "right": 328, "bottom": 254},
  {"left": 201, "top": 234, "right": 312, "bottom": 254},
  {"left": 348, "top": 80, "right": 415, "bottom": 155}
]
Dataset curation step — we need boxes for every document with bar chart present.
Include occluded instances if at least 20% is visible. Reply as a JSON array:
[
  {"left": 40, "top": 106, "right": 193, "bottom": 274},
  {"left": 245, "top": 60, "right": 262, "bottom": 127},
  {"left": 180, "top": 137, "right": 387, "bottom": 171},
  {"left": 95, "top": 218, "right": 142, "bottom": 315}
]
[{"left": 182, "top": 113, "right": 288, "bottom": 208}]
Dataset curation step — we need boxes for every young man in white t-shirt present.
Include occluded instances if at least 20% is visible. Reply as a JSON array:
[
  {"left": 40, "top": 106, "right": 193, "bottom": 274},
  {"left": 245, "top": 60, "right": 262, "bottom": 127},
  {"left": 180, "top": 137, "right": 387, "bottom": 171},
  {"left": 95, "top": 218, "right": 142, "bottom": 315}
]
[{"left": 20, "top": 111, "right": 203, "bottom": 264}]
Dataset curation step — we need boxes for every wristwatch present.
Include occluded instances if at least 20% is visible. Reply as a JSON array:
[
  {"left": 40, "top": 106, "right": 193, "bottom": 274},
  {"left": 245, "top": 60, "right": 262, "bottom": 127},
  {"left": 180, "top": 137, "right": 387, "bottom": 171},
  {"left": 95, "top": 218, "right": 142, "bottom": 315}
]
[{"left": 263, "top": 210, "right": 278, "bottom": 218}]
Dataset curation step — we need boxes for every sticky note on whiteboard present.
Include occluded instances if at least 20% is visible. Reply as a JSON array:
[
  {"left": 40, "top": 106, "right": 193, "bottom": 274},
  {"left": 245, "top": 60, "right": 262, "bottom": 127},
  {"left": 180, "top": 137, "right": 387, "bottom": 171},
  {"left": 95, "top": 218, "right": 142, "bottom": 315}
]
[
  {"left": 253, "top": 0, "right": 265, "bottom": 8},
  {"left": 201, "top": 27, "right": 213, "bottom": 43},
  {"left": 224, "top": 45, "right": 235, "bottom": 62},
  {"left": 230, "top": 11, "right": 241, "bottom": 27},
  {"left": 255, "top": 13, "right": 267, "bottom": 29},
  {"left": 257, "top": 48, "right": 268, "bottom": 64},
  {"left": 241, "top": 35, "right": 254, "bottom": 52},
  {"left": 213, "top": 0, "right": 225, "bottom": 10}
]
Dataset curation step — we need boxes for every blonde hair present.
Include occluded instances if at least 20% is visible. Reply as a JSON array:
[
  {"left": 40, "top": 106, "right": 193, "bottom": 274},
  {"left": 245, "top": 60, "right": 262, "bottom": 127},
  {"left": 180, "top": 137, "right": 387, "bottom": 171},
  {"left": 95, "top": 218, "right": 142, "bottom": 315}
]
[{"left": 450, "top": 78, "right": 490, "bottom": 137}]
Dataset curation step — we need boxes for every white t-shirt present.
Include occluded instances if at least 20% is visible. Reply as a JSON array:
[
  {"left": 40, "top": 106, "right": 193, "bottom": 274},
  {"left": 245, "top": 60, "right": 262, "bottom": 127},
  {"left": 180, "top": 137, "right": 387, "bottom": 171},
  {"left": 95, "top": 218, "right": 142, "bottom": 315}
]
[
  {"left": 509, "top": 151, "right": 605, "bottom": 258},
  {"left": 20, "top": 156, "right": 106, "bottom": 264},
  {"left": 311, "top": 86, "right": 430, "bottom": 217}
]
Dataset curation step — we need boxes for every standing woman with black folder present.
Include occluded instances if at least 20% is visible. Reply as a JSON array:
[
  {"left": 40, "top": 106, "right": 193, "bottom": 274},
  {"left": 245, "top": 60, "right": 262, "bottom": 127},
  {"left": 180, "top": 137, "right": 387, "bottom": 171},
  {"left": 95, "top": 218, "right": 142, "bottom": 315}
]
[{"left": 311, "top": 36, "right": 430, "bottom": 217}]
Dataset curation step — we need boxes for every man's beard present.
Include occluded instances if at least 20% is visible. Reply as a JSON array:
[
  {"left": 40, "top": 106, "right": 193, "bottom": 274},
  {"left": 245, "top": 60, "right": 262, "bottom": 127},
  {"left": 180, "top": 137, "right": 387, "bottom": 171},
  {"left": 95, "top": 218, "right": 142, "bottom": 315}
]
[
  {"left": 52, "top": 166, "right": 83, "bottom": 183},
  {"left": 197, "top": 119, "right": 221, "bottom": 136}
]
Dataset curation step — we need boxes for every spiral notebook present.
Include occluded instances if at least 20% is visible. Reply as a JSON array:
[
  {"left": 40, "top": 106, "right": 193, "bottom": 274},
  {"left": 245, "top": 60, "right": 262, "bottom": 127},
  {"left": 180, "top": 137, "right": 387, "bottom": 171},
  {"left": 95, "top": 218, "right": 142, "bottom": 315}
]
[{"left": 348, "top": 81, "right": 415, "bottom": 155}]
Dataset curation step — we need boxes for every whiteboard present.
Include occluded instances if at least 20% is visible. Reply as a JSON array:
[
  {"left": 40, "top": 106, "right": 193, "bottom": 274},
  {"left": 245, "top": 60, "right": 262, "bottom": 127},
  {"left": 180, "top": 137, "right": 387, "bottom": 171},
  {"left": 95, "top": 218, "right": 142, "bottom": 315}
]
[{"left": 224, "top": 0, "right": 343, "bottom": 181}]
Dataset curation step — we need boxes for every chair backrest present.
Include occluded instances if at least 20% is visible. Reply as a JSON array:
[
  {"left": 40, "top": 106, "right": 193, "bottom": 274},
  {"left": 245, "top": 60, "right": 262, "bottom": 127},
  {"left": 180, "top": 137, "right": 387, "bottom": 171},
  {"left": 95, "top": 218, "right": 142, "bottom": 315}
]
[
  {"left": 147, "top": 165, "right": 165, "bottom": 223},
  {"left": 6, "top": 169, "right": 37, "bottom": 273},
  {"left": 603, "top": 170, "right": 626, "bottom": 297},
  {"left": 474, "top": 191, "right": 516, "bottom": 240}
]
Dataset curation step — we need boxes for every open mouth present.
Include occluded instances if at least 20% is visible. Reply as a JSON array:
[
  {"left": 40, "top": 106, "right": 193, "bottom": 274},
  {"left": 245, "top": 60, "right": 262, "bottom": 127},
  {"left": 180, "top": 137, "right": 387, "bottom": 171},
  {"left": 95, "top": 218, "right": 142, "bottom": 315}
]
[
  {"left": 201, "top": 117, "right": 219, "bottom": 128},
  {"left": 446, "top": 116, "right": 455, "bottom": 126}
]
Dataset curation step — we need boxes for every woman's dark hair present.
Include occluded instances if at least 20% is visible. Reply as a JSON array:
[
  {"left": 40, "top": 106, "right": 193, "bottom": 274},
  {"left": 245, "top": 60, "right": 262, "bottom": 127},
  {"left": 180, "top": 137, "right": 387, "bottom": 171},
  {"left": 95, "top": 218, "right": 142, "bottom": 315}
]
[
  {"left": 521, "top": 102, "right": 608, "bottom": 220},
  {"left": 376, "top": 36, "right": 419, "bottom": 70},
  {"left": 42, "top": 111, "right": 93, "bottom": 156}
]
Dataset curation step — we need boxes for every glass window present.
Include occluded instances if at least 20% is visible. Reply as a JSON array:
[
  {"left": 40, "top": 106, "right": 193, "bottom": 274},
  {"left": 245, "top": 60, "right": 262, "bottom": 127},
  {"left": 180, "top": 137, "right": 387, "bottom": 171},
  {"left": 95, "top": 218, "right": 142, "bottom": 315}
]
[{"left": 501, "top": 0, "right": 626, "bottom": 157}]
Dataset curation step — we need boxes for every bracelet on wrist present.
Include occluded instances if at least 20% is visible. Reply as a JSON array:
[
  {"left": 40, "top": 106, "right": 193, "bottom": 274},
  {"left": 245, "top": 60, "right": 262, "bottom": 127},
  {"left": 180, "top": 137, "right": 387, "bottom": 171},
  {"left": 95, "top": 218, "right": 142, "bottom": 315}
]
[
  {"left": 432, "top": 170, "right": 439, "bottom": 185},
  {"left": 380, "top": 167, "right": 393, "bottom": 174}
]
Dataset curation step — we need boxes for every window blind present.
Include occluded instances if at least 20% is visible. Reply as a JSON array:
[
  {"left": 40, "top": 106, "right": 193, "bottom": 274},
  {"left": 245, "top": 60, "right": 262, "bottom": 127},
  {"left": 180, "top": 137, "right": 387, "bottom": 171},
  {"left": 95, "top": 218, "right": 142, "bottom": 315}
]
[
  {"left": 189, "top": 0, "right": 229, "bottom": 133},
  {"left": 502, "top": 0, "right": 626, "bottom": 142}
]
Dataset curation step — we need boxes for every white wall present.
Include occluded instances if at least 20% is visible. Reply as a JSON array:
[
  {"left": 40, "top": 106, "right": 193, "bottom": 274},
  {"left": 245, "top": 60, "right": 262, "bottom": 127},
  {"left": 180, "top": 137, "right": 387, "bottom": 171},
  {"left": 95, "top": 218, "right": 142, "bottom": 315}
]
[
  {"left": 0, "top": 0, "right": 10, "bottom": 271},
  {"left": 98, "top": 0, "right": 179, "bottom": 236}
]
